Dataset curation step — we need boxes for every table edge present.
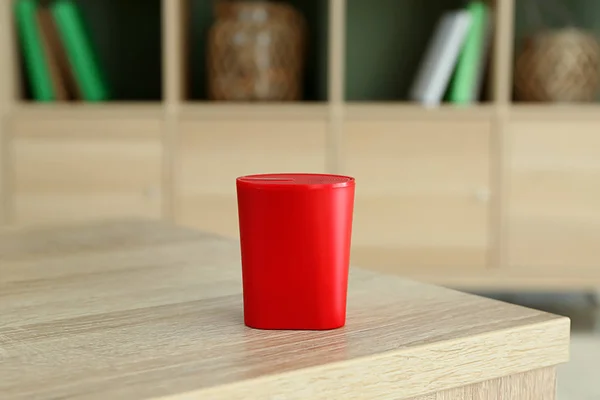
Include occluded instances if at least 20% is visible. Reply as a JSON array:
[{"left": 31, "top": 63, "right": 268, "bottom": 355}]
[{"left": 153, "top": 314, "right": 570, "bottom": 400}]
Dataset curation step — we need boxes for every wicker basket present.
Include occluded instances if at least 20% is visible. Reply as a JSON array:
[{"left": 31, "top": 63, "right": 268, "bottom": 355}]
[
  {"left": 514, "top": 28, "right": 600, "bottom": 102},
  {"left": 207, "top": 1, "right": 307, "bottom": 101}
]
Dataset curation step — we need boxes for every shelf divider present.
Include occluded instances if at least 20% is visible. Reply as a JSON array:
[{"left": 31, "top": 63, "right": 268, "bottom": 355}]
[
  {"left": 327, "top": 0, "right": 346, "bottom": 174},
  {"left": 161, "top": 0, "right": 187, "bottom": 222},
  {"left": 489, "top": 0, "right": 515, "bottom": 270},
  {"left": 0, "top": 1, "right": 19, "bottom": 109},
  {"left": 328, "top": 0, "right": 345, "bottom": 105},
  {"left": 0, "top": 0, "right": 19, "bottom": 225},
  {"left": 163, "top": 0, "right": 187, "bottom": 107},
  {"left": 492, "top": 0, "right": 515, "bottom": 105}
]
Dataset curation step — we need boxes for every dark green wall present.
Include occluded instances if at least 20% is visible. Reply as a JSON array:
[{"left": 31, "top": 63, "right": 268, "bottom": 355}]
[
  {"left": 188, "top": 0, "right": 212, "bottom": 101},
  {"left": 514, "top": 0, "right": 600, "bottom": 39},
  {"left": 345, "top": 0, "right": 465, "bottom": 101},
  {"left": 74, "top": 0, "right": 162, "bottom": 100}
]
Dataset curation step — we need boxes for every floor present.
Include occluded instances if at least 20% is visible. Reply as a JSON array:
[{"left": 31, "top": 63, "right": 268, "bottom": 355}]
[
  {"left": 558, "top": 334, "right": 600, "bottom": 400},
  {"left": 478, "top": 291, "right": 600, "bottom": 400}
]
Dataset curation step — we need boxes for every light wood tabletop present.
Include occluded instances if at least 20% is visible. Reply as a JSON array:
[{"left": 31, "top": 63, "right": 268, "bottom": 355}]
[{"left": 0, "top": 219, "right": 570, "bottom": 400}]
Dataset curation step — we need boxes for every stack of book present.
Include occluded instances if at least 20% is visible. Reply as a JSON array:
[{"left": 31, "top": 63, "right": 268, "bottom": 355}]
[
  {"left": 409, "top": 1, "right": 493, "bottom": 106},
  {"left": 14, "top": 0, "right": 109, "bottom": 102}
]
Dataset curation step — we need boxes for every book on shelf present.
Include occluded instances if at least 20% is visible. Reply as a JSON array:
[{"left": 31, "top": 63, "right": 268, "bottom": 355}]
[
  {"left": 409, "top": 1, "right": 493, "bottom": 106},
  {"left": 447, "top": 1, "right": 493, "bottom": 104},
  {"left": 50, "top": 0, "right": 109, "bottom": 101},
  {"left": 14, "top": 0, "right": 55, "bottom": 101},
  {"left": 409, "top": 10, "right": 472, "bottom": 106},
  {"left": 36, "top": 4, "right": 69, "bottom": 101},
  {"left": 14, "top": 0, "right": 109, "bottom": 102}
]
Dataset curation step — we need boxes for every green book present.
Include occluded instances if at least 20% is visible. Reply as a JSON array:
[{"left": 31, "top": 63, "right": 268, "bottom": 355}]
[
  {"left": 448, "top": 1, "right": 491, "bottom": 104},
  {"left": 50, "top": 0, "right": 109, "bottom": 101},
  {"left": 14, "top": 0, "right": 55, "bottom": 101}
]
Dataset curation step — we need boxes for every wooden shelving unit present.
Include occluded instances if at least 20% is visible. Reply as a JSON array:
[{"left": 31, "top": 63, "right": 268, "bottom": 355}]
[{"left": 1, "top": 0, "right": 600, "bottom": 290}]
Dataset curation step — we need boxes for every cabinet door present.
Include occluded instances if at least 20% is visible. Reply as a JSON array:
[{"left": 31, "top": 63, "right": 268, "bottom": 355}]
[
  {"left": 344, "top": 120, "right": 491, "bottom": 270},
  {"left": 178, "top": 119, "right": 326, "bottom": 237},
  {"left": 508, "top": 121, "right": 600, "bottom": 270},
  {"left": 11, "top": 117, "right": 163, "bottom": 226}
]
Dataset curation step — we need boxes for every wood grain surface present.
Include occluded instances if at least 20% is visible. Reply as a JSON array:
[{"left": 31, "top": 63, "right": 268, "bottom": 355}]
[
  {"left": 410, "top": 367, "right": 556, "bottom": 399},
  {"left": 0, "top": 219, "right": 570, "bottom": 399}
]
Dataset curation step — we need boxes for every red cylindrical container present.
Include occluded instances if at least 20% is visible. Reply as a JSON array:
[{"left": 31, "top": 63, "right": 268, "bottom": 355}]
[{"left": 236, "top": 173, "right": 355, "bottom": 330}]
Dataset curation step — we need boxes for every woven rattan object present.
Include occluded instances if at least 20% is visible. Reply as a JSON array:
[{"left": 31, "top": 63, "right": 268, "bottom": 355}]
[
  {"left": 207, "top": 1, "right": 306, "bottom": 101},
  {"left": 514, "top": 28, "right": 600, "bottom": 102}
]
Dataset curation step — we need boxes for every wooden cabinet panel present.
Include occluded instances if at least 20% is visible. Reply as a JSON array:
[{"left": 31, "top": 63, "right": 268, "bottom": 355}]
[
  {"left": 508, "top": 121, "right": 600, "bottom": 270},
  {"left": 178, "top": 119, "right": 327, "bottom": 237},
  {"left": 11, "top": 117, "right": 163, "bottom": 225},
  {"left": 344, "top": 120, "right": 491, "bottom": 270},
  {"left": 0, "top": 125, "right": 5, "bottom": 225}
]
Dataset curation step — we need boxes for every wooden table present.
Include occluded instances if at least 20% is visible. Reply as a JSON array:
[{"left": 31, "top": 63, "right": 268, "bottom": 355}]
[{"left": 0, "top": 219, "right": 570, "bottom": 399}]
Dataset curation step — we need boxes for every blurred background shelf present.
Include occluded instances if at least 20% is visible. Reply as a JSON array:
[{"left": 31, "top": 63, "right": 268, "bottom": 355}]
[
  {"left": 343, "top": 103, "right": 495, "bottom": 119},
  {"left": 345, "top": 0, "right": 493, "bottom": 103},
  {"left": 509, "top": 103, "right": 600, "bottom": 119},
  {"left": 178, "top": 102, "right": 329, "bottom": 119},
  {"left": 512, "top": 0, "right": 600, "bottom": 103},
  {"left": 17, "top": 0, "right": 163, "bottom": 102},
  {"left": 187, "top": 0, "right": 329, "bottom": 102},
  {"left": 11, "top": 102, "right": 164, "bottom": 118},
  {"left": 2, "top": 0, "right": 600, "bottom": 289}
]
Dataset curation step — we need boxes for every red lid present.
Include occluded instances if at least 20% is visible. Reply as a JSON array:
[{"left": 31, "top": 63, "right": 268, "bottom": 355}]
[{"left": 236, "top": 173, "right": 354, "bottom": 189}]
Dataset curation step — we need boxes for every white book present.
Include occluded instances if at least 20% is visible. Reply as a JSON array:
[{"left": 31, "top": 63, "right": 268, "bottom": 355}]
[{"left": 409, "top": 10, "right": 472, "bottom": 106}]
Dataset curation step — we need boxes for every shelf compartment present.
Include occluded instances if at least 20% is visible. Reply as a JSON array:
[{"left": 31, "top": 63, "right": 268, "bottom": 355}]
[
  {"left": 345, "top": 0, "right": 495, "bottom": 103},
  {"left": 344, "top": 118, "right": 492, "bottom": 270},
  {"left": 507, "top": 118, "right": 600, "bottom": 270},
  {"left": 16, "top": 0, "right": 163, "bottom": 102},
  {"left": 187, "top": 0, "right": 329, "bottom": 102},
  {"left": 513, "top": 0, "right": 600, "bottom": 103},
  {"left": 9, "top": 114, "right": 163, "bottom": 225}
]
